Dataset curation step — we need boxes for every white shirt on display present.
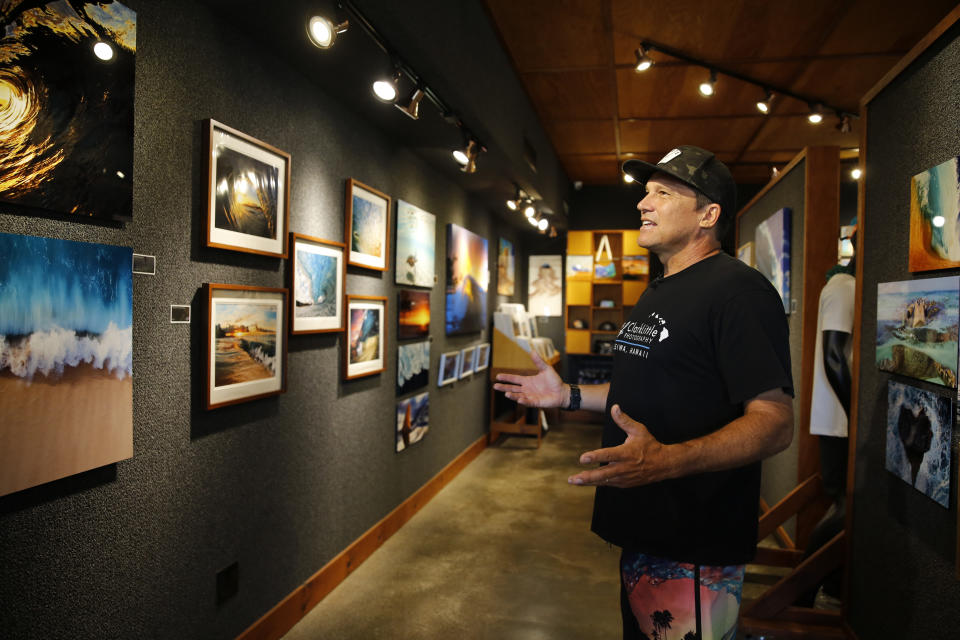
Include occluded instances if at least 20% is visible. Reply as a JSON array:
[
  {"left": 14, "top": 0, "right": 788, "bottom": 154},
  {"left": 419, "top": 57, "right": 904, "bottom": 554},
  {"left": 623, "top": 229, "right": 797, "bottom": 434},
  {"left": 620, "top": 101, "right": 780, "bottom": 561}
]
[{"left": 810, "top": 272, "right": 856, "bottom": 437}]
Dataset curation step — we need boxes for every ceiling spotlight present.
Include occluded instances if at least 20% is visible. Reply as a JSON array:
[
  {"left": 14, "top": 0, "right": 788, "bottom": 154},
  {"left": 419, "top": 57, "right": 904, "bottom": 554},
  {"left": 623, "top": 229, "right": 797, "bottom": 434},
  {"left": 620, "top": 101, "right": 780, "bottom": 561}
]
[
  {"left": 307, "top": 15, "right": 349, "bottom": 49},
  {"left": 634, "top": 46, "right": 653, "bottom": 72},
  {"left": 523, "top": 201, "right": 536, "bottom": 218},
  {"left": 837, "top": 114, "right": 852, "bottom": 134},
  {"left": 756, "top": 90, "right": 773, "bottom": 114},
  {"left": 537, "top": 217, "right": 549, "bottom": 231},
  {"left": 771, "top": 166, "right": 780, "bottom": 179},
  {"left": 453, "top": 139, "right": 479, "bottom": 173},
  {"left": 528, "top": 214, "right": 539, "bottom": 227},
  {"left": 506, "top": 198, "right": 518, "bottom": 211},
  {"left": 807, "top": 104, "right": 823, "bottom": 124},
  {"left": 395, "top": 86, "right": 425, "bottom": 119},
  {"left": 698, "top": 70, "right": 717, "bottom": 97},
  {"left": 93, "top": 41, "right": 114, "bottom": 61},
  {"left": 851, "top": 167, "right": 862, "bottom": 180},
  {"left": 372, "top": 68, "right": 401, "bottom": 102}
]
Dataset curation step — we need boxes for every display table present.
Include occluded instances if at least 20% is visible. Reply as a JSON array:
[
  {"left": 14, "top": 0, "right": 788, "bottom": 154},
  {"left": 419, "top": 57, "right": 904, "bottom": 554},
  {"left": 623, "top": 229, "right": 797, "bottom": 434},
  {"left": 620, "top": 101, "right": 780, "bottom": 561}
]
[{"left": 488, "top": 328, "right": 560, "bottom": 447}]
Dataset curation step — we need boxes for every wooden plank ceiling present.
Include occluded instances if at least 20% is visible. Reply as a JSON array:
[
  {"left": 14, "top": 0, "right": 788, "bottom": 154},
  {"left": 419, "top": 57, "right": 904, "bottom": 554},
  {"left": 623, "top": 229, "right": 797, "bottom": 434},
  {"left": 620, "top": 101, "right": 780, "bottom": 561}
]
[{"left": 484, "top": 0, "right": 956, "bottom": 185}]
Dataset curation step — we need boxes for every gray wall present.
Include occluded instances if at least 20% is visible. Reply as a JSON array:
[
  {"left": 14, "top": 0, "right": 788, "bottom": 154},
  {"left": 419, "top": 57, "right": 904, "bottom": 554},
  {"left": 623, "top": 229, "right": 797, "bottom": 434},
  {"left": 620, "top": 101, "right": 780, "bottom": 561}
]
[
  {"left": 0, "top": 2, "right": 530, "bottom": 638},
  {"left": 736, "top": 163, "right": 806, "bottom": 532},
  {"left": 850, "top": 19, "right": 960, "bottom": 639}
]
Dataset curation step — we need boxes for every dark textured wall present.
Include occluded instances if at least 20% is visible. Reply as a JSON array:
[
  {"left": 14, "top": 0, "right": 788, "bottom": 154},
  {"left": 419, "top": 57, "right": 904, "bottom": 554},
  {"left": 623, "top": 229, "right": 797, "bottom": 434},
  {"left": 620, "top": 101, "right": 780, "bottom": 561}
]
[
  {"left": 850, "top": 20, "right": 960, "bottom": 639},
  {"left": 736, "top": 163, "right": 806, "bottom": 525},
  {"left": 0, "top": 2, "right": 531, "bottom": 639}
]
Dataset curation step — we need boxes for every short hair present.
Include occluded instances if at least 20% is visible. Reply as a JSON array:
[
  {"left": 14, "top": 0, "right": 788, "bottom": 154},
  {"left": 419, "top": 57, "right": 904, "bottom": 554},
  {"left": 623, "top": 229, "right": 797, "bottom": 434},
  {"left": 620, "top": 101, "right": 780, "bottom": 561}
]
[{"left": 694, "top": 189, "right": 730, "bottom": 240}]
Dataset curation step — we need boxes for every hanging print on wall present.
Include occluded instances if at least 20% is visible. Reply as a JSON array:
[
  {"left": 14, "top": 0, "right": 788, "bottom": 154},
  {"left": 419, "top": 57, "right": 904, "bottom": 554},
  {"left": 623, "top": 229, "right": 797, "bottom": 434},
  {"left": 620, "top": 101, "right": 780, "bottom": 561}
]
[
  {"left": 398, "top": 289, "right": 430, "bottom": 339},
  {"left": 876, "top": 276, "right": 959, "bottom": 388},
  {"left": 754, "top": 207, "right": 791, "bottom": 313},
  {"left": 346, "top": 179, "right": 390, "bottom": 271},
  {"left": 397, "top": 341, "right": 429, "bottom": 395},
  {"left": 395, "top": 199, "right": 435, "bottom": 287},
  {"left": 497, "top": 238, "right": 515, "bottom": 295},
  {"left": 885, "top": 381, "right": 952, "bottom": 508},
  {"left": 345, "top": 295, "right": 386, "bottom": 379},
  {"left": 0, "top": 232, "right": 133, "bottom": 497},
  {"left": 528, "top": 255, "right": 562, "bottom": 317},
  {"left": 445, "top": 223, "right": 489, "bottom": 334},
  {"left": 290, "top": 233, "right": 344, "bottom": 334},
  {"left": 396, "top": 391, "right": 429, "bottom": 452},
  {"left": 0, "top": 1, "right": 136, "bottom": 220},
  {"left": 909, "top": 156, "right": 960, "bottom": 272},
  {"left": 206, "top": 120, "right": 290, "bottom": 257}
]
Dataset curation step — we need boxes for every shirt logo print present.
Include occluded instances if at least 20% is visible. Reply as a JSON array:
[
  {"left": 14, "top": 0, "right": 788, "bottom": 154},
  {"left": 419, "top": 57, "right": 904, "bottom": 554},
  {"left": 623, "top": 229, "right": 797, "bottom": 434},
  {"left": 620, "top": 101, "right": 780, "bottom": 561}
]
[{"left": 613, "top": 312, "right": 669, "bottom": 358}]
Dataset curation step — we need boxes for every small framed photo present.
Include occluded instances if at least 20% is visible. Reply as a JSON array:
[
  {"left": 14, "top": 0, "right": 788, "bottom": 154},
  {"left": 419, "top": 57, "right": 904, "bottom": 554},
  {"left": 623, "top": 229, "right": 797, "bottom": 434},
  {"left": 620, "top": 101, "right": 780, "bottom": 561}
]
[
  {"left": 459, "top": 346, "right": 476, "bottom": 379},
  {"left": 205, "top": 119, "right": 290, "bottom": 258},
  {"left": 345, "top": 295, "right": 387, "bottom": 380},
  {"left": 290, "top": 233, "right": 345, "bottom": 334},
  {"left": 346, "top": 178, "right": 390, "bottom": 271},
  {"left": 205, "top": 284, "right": 287, "bottom": 410},
  {"left": 474, "top": 343, "right": 490, "bottom": 371},
  {"left": 438, "top": 350, "right": 461, "bottom": 387},
  {"left": 398, "top": 289, "right": 430, "bottom": 339}
]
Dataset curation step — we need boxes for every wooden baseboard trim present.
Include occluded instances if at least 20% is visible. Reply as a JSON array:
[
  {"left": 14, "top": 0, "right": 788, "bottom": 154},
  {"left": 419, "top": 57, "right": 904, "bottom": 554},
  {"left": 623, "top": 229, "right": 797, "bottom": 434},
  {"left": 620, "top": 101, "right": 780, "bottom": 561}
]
[{"left": 236, "top": 435, "right": 488, "bottom": 640}]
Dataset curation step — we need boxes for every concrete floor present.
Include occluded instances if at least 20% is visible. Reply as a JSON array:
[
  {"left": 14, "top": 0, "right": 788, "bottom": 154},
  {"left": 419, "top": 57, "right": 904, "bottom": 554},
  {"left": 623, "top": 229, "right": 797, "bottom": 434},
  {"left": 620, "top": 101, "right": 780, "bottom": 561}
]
[{"left": 283, "top": 421, "right": 623, "bottom": 640}]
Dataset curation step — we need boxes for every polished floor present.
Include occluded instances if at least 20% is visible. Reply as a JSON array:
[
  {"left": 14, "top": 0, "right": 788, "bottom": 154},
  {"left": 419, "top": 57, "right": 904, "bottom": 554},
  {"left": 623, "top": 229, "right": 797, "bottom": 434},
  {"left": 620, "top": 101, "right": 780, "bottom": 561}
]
[{"left": 284, "top": 421, "right": 623, "bottom": 640}]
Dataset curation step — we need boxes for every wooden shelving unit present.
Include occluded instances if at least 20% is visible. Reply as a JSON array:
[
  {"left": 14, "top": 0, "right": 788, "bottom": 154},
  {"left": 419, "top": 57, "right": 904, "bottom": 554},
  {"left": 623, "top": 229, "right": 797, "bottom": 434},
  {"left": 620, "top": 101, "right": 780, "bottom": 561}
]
[{"left": 565, "top": 230, "right": 650, "bottom": 355}]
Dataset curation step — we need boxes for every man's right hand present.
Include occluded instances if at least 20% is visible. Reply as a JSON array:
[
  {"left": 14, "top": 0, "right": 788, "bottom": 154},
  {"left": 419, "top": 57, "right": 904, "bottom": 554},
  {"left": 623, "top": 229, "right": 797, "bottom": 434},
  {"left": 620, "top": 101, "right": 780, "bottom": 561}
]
[{"left": 492, "top": 350, "right": 567, "bottom": 409}]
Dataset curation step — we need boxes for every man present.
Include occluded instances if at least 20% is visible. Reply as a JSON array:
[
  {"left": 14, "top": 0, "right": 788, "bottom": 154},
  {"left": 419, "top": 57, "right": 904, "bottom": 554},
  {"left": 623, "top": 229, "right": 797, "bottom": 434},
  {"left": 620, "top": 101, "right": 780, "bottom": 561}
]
[{"left": 494, "top": 146, "right": 794, "bottom": 640}]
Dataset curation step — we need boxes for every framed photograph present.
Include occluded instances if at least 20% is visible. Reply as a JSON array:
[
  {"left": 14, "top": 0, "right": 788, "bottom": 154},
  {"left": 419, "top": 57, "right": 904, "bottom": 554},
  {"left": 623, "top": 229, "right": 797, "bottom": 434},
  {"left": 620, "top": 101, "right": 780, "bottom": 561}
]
[
  {"left": 876, "top": 276, "right": 959, "bottom": 388},
  {"left": 909, "top": 156, "right": 960, "bottom": 272},
  {"left": 623, "top": 254, "right": 650, "bottom": 279},
  {"left": 395, "top": 199, "right": 436, "bottom": 287},
  {"left": 397, "top": 341, "right": 429, "bottom": 395},
  {"left": 0, "top": 232, "right": 133, "bottom": 497},
  {"left": 438, "top": 350, "right": 461, "bottom": 387},
  {"left": 0, "top": 2, "right": 137, "bottom": 221},
  {"left": 459, "top": 346, "right": 477, "bottom": 379},
  {"left": 497, "top": 238, "right": 516, "bottom": 295},
  {"left": 398, "top": 289, "right": 430, "bottom": 339},
  {"left": 737, "top": 241, "right": 755, "bottom": 268},
  {"left": 474, "top": 343, "right": 490, "bottom": 371},
  {"left": 206, "top": 284, "right": 287, "bottom": 410},
  {"left": 396, "top": 391, "right": 429, "bottom": 452},
  {"left": 290, "top": 233, "right": 345, "bottom": 334},
  {"left": 346, "top": 178, "right": 390, "bottom": 271},
  {"left": 205, "top": 119, "right": 290, "bottom": 257},
  {"left": 566, "top": 255, "right": 593, "bottom": 280},
  {"left": 345, "top": 295, "right": 387, "bottom": 380},
  {"left": 446, "top": 223, "right": 489, "bottom": 334},
  {"left": 754, "top": 207, "right": 791, "bottom": 313},
  {"left": 885, "top": 381, "right": 952, "bottom": 507},
  {"left": 528, "top": 255, "right": 563, "bottom": 317}
]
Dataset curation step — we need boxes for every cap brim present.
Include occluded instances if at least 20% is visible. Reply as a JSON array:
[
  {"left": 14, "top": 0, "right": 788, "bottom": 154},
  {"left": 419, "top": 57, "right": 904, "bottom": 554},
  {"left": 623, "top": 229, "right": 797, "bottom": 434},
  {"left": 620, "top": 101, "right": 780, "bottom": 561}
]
[{"left": 622, "top": 159, "right": 661, "bottom": 183}]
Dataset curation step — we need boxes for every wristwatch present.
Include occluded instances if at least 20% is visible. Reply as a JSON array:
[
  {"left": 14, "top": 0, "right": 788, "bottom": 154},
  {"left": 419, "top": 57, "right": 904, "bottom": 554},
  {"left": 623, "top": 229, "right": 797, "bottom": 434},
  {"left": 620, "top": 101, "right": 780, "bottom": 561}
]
[{"left": 564, "top": 384, "right": 581, "bottom": 411}]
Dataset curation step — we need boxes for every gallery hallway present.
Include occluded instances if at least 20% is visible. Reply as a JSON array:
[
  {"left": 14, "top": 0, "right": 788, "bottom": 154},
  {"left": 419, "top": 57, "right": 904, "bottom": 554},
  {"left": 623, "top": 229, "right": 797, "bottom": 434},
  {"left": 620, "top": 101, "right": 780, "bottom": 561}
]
[{"left": 283, "top": 421, "right": 623, "bottom": 639}]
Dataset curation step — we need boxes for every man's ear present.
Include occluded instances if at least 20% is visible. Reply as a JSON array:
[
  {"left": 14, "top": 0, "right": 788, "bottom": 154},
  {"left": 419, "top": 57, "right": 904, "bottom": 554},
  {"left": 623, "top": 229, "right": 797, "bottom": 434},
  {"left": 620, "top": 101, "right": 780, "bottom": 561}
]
[{"left": 698, "top": 203, "right": 721, "bottom": 229}]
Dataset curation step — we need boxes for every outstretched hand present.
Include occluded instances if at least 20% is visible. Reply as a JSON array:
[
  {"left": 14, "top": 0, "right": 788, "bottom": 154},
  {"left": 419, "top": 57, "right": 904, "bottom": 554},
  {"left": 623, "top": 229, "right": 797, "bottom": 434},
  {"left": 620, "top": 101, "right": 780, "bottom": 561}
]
[
  {"left": 493, "top": 349, "right": 566, "bottom": 409},
  {"left": 568, "top": 404, "right": 671, "bottom": 488}
]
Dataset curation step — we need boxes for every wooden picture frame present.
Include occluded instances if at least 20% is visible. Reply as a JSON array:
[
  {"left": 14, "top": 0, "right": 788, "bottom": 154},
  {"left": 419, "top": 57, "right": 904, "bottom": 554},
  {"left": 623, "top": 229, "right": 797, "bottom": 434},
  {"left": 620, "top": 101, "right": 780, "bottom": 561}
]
[
  {"left": 289, "top": 232, "right": 345, "bottom": 334},
  {"left": 345, "top": 295, "right": 387, "bottom": 380},
  {"left": 205, "top": 283, "right": 287, "bottom": 410},
  {"left": 346, "top": 178, "right": 391, "bottom": 271}
]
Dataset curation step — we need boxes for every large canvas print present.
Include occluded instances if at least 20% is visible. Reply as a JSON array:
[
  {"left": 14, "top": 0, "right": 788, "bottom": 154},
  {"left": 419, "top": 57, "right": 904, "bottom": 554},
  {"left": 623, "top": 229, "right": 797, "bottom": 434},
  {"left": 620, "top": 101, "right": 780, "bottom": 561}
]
[
  {"left": 398, "top": 289, "right": 430, "bottom": 339},
  {"left": 346, "top": 178, "right": 390, "bottom": 271},
  {"left": 396, "top": 391, "right": 429, "bottom": 452},
  {"left": 528, "top": 255, "right": 563, "bottom": 317},
  {"left": 885, "top": 381, "right": 952, "bottom": 508},
  {"left": 395, "top": 199, "right": 435, "bottom": 287},
  {"left": 909, "top": 156, "right": 960, "bottom": 272},
  {"left": 754, "top": 207, "right": 791, "bottom": 313},
  {"left": 0, "top": 232, "right": 133, "bottom": 496},
  {"left": 397, "top": 341, "right": 429, "bottom": 395},
  {"left": 290, "top": 233, "right": 344, "bottom": 334},
  {"left": 876, "top": 276, "right": 959, "bottom": 388},
  {"left": 445, "top": 223, "right": 489, "bottom": 334},
  {"left": 497, "top": 237, "right": 515, "bottom": 295},
  {"left": 206, "top": 284, "right": 286, "bottom": 409},
  {"left": 345, "top": 295, "right": 386, "bottom": 379},
  {"left": 0, "top": 1, "right": 136, "bottom": 220},
  {"left": 206, "top": 120, "right": 290, "bottom": 257}
]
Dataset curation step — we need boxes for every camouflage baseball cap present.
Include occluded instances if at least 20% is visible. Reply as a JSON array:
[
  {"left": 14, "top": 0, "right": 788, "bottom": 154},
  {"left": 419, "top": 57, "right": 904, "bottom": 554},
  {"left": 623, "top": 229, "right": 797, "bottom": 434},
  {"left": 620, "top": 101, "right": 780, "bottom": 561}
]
[{"left": 623, "top": 146, "right": 736, "bottom": 216}]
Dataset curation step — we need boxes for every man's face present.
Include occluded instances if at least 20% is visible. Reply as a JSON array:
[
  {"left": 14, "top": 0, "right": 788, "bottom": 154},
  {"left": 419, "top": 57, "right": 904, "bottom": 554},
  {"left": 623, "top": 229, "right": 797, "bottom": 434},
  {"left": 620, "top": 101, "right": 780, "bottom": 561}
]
[{"left": 635, "top": 172, "right": 705, "bottom": 255}]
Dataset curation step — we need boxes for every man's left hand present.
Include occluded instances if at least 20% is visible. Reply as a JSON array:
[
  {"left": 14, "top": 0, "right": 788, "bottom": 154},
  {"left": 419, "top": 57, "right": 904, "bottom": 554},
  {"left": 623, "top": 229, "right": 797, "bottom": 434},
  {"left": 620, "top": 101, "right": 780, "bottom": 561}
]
[{"left": 567, "top": 404, "right": 671, "bottom": 488}]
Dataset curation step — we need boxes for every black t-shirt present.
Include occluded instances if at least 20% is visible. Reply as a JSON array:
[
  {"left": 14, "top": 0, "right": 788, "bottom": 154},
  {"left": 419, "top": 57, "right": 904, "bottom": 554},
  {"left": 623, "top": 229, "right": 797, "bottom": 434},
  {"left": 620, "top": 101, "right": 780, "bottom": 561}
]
[{"left": 591, "top": 252, "right": 794, "bottom": 565}]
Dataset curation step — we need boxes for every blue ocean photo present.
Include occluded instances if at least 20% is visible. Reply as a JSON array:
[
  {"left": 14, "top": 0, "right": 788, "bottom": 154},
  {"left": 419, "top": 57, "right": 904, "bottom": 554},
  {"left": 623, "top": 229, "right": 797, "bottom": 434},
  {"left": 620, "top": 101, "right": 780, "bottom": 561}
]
[
  {"left": 397, "top": 340, "right": 429, "bottom": 395},
  {"left": 351, "top": 194, "right": 385, "bottom": 258},
  {"left": 876, "top": 276, "right": 958, "bottom": 387},
  {"left": 396, "top": 391, "right": 429, "bottom": 452},
  {"left": 885, "top": 381, "right": 952, "bottom": 507},
  {"left": 909, "top": 156, "right": 960, "bottom": 270},
  {"left": 445, "top": 223, "right": 488, "bottom": 334},
  {"left": 754, "top": 207, "right": 791, "bottom": 313},
  {"left": 294, "top": 249, "right": 337, "bottom": 318}
]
